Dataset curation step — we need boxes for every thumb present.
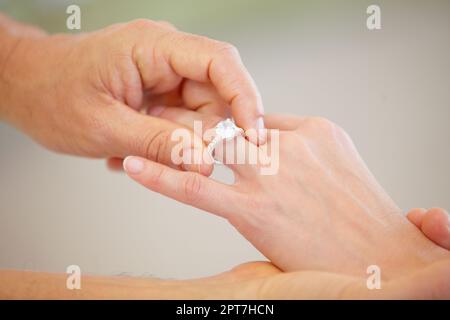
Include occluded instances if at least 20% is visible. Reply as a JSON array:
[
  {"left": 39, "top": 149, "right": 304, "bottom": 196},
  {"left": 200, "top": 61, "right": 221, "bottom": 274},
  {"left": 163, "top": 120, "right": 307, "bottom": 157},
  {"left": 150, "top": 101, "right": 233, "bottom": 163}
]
[{"left": 108, "top": 106, "right": 213, "bottom": 176}]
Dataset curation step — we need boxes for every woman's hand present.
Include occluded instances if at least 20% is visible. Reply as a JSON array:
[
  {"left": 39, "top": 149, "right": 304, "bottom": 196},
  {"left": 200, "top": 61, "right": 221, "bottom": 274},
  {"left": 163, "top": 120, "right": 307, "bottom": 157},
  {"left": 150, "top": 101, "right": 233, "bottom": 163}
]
[
  {"left": 123, "top": 111, "right": 450, "bottom": 280},
  {"left": 0, "top": 16, "right": 265, "bottom": 174}
]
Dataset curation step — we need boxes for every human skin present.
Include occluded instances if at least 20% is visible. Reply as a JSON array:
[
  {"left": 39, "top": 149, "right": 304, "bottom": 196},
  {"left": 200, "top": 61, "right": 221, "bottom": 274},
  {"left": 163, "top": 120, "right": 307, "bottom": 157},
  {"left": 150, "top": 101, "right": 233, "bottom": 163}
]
[
  {"left": 0, "top": 208, "right": 447, "bottom": 299},
  {"left": 124, "top": 112, "right": 450, "bottom": 282},
  {"left": 1, "top": 259, "right": 449, "bottom": 299},
  {"left": 1, "top": 14, "right": 448, "bottom": 299},
  {"left": 407, "top": 208, "right": 450, "bottom": 250},
  {"left": 1, "top": 14, "right": 447, "bottom": 248},
  {"left": 0, "top": 14, "right": 265, "bottom": 175}
]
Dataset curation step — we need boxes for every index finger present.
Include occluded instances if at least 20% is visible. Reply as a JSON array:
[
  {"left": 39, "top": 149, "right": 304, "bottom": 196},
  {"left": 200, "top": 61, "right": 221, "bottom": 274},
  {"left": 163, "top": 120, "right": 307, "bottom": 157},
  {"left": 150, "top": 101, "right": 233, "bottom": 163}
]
[{"left": 157, "top": 31, "right": 266, "bottom": 144}]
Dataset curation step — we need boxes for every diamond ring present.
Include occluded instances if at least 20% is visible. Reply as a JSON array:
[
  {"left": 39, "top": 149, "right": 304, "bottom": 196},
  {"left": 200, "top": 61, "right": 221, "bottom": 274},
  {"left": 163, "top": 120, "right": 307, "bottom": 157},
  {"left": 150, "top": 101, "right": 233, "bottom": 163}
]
[{"left": 207, "top": 118, "right": 244, "bottom": 164}]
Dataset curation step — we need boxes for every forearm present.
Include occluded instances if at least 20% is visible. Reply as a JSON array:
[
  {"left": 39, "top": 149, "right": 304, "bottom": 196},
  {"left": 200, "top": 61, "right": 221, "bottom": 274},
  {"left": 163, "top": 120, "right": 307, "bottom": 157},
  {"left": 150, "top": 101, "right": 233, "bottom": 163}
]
[
  {"left": 0, "top": 269, "right": 238, "bottom": 299},
  {"left": 0, "top": 13, "right": 46, "bottom": 121}
]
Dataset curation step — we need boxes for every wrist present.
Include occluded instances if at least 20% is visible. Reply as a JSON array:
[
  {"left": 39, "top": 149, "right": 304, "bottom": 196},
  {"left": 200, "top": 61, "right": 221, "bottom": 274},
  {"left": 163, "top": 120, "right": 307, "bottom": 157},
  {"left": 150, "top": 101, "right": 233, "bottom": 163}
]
[{"left": 0, "top": 15, "right": 47, "bottom": 123}]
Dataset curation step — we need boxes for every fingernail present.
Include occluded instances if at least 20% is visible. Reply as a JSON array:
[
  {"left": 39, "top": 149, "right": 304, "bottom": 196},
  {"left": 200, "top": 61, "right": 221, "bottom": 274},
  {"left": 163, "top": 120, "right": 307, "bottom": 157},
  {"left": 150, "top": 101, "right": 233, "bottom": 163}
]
[
  {"left": 256, "top": 117, "right": 265, "bottom": 131},
  {"left": 123, "top": 156, "right": 144, "bottom": 174},
  {"left": 248, "top": 117, "right": 266, "bottom": 145},
  {"left": 148, "top": 105, "right": 166, "bottom": 116},
  {"left": 258, "top": 128, "right": 267, "bottom": 145}
]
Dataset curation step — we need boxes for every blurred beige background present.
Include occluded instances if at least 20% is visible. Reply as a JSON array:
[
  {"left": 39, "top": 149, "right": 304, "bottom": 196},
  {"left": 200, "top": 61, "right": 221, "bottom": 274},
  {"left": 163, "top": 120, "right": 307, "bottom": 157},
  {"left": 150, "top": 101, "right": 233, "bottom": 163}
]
[{"left": 0, "top": 0, "right": 449, "bottom": 279}]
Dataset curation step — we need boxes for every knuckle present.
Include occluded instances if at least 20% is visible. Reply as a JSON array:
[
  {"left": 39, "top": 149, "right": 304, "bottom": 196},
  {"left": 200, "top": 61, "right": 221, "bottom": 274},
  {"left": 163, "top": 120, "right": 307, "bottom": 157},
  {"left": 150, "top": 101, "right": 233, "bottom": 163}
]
[
  {"left": 337, "top": 125, "right": 353, "bottom": 144},
  {"left": 142, "top": 129, "right": 172, "bottom": 164},
  {"left": 215, "top": 42, "right": 240, "bottom": 60},
  {"left": 128, "top": 19, "right": 158, "bottom": 31},
  {"left": 298, "top": 117, "right": 352, "bottom": 146},
  {"left": 157, "top": 20, "right": 177, "bottom": 30},
  {"left": 203, "top": 116, "right": 224, "bottom": 131},
  {"left": 310, "top": 116, "right": 336, "bottom": 128},
  {"left": 301, "top": 116, "right": 340, "bottom": 134},
  {"left": 280, "top": 130, "right": 299, "bottom": 145},
  {"left": 181, "top": 173, "right": 202, "bottom": 203},
  {"left": 238, "top": 90, "right": 262, "bottom": 109}
]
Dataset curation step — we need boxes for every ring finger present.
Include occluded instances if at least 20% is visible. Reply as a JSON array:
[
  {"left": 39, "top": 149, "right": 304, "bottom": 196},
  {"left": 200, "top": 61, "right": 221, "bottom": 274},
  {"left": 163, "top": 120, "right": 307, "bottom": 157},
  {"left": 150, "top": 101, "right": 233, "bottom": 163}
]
[{"left": 154, "top": 106, "right": 257, "bottom": 177}]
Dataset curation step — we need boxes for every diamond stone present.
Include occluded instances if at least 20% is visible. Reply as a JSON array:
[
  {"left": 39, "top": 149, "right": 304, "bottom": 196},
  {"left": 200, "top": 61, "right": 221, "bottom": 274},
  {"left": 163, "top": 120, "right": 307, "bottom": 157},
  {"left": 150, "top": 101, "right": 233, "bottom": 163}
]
[{"left": 215, "top": 119, "right": 241, "bottom": 140}]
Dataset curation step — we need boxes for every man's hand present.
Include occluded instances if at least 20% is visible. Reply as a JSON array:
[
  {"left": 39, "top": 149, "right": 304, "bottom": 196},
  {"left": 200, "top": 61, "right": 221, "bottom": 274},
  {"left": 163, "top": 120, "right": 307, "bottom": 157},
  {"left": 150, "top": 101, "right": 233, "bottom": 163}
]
[
  {"left": 407, "top": 208, "right": 450, "bottom": 250},
  {"left": 2, "top": 258, "right": 450, "bottom": 299},
  {"left": 0, "top": 17, "right": 265, "bottom": 174}
]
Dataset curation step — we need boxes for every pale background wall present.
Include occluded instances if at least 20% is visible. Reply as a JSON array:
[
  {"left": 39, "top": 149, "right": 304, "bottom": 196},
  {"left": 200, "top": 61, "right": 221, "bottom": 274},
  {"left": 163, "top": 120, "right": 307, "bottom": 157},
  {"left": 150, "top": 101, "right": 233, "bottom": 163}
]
[{"left": 0, "top": 0, "right": 449, "bottom": 279}]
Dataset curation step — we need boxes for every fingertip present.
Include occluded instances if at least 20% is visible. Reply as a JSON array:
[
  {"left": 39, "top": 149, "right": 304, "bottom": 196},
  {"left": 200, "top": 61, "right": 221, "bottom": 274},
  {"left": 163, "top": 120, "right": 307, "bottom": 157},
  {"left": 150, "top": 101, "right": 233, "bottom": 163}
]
[
  {"left": 421, "top": 209, "right": 450, "bottom": 249},
  {"left": 123, "top": 156, "right": 145, "bottom": 175},
  {"left": 407, "top": 207, "right": 427, "bottom": 216},
  {"left": 428, "top": 207, "right": 449, "bottom": 216},
  {"left": 244, "top": 116, "right": 266, "bottom": 146},
  {"left": 426, "top": 208, "right": 450, "bottom": 232},
  {"left": 406, "top": 208, "right": 427, "bottom": 228},
  {"left": 106, "top": 157, "right": 124, "bottom": 172},
  {"left": 257, "top": 127, "right": 267, "bottom": 146}
]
